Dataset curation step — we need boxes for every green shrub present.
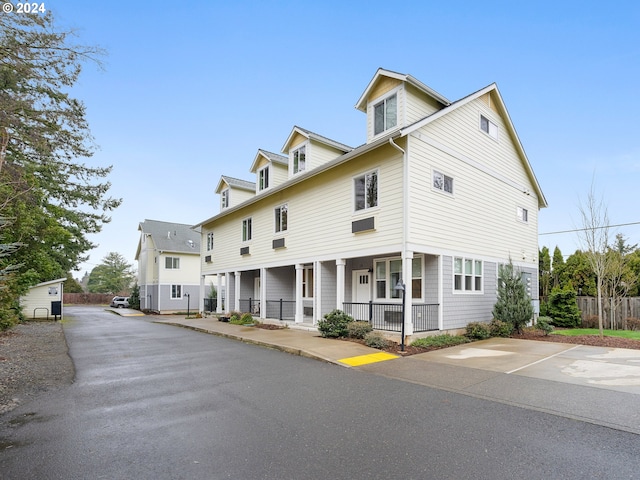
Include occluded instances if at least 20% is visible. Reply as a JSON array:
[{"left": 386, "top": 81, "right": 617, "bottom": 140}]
[
  {"left": 546, "top": 286, "right": 581, "bottom": 327},
  {"left": 240, "top": 313, "right": 253, "bottom": 324},
  {"left": 230, "top": 312, "right": 254, "bottom": 325},
  {"left": 411, "top": 334, "right": 469, "bottom": 348},
  {"left": 465, "top": 321, "right": 491, "bottom": 340},
  {"left": 347, "top": 321, "right": 373, "bottom": 339},
  {"left": 489, "top": 319, "right": 513, "bottom": 337},
  {"left": 0, "top": 308, "right": 17, "bottom": 331},
  {"left": 536, "top": 316, "right": 554, "bottom": 335},
  {"left": 317, "top": 309, "right": 354, "bottom": 338},
  {"left": 492, "top": 260, "right": 534, "bottom": 333},
  {"left": 364, "top": 331, "right": 389, "bottom": 349}
]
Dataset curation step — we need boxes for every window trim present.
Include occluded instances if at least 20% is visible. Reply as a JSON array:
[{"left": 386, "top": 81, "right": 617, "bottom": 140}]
[
  {"left": 275, "top": 203, "right": 288, "bottom": 233},
  {"left": 242, "top": 217, "right": 252, "bottom": 242},
  {"left": 302, "top": 266, "right": 314, "bottom": 299},
  {"left": 165, "top": 256, "right": 180, "bottom": 269},
  {"left": 291, "top": 144, "right": 307, "bottom": 175},
  {"left": 480, "top": 114, "right": 498, "bottom": 140},
  {"left": 374, "top": 255, "right": 424, "bottom": 302},
  {"left": 221, "top": 188, "right": 229, "bottom": 209},
  {"left": 517, "top": 206, "right": 529, "bottom": 224},
  {"left": 206, "top": 232, "right": 214, "bottom": 251},
  {"left": 258, "top": 165, "right": 270, "bottom": 191},
  {"left": 353, "top": 169, "right": 379, "bottom": 213},
  {"left": 453, "top": 257, "right": 483, "bottom": 294},
  {"left": 372, "top": 90, "right": 399, "bottom": 136},
  {"left": 171, "top": 284, "right": 182, "bottom": 299},
  {"left": 432, "top": 169, "right": 454, "bottom": 195}
]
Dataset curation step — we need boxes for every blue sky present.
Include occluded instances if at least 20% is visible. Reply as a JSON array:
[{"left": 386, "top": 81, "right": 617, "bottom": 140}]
[{"left": 47, "top": 0, "right": 640, "bottom": 276}]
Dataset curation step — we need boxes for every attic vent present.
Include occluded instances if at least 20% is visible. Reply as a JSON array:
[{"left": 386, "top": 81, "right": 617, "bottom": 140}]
[
  {"left": 167, "top": 231, "right": 171, "bottom": 239},
  {"left": 188, "top": 240, "right": 195, "bottom": 248}
]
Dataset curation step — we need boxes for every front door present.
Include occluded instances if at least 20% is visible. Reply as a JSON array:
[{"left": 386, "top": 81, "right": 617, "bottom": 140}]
[{"left": 352, "top": 270, "right": 371, "bottom": 320}]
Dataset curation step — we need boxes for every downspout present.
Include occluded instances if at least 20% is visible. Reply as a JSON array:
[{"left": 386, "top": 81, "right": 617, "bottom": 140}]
[{"left": 388, "top": 137, "right": 413, "bottom": 337}]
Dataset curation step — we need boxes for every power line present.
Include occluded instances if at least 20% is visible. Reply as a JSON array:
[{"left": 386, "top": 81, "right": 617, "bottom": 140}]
[{"left": 539, "top": 221, "right": 640, "bottom": 236}]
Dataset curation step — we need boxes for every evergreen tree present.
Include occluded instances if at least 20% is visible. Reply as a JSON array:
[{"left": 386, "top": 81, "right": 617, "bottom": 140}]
[
  {"left": 546, "top": 285, "right": 582, "bottom": 327},
  {"left": 493, "top": 260, "right": 533, "bottom": 333},
  {"left": 87, "top": 252, "right": 135, "bottom": 294}
]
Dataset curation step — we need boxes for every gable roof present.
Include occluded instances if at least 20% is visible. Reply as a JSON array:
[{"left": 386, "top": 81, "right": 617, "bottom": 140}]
[
  {"left": 137, "top": 219, "right": 200, "bottom": 256},
  {"left": 249, "top": 149, "right": 288, "bottom": 173},
  {"left": 355, "top": 68, "right": 450, "bottom": 112},
  {"left": 281, "top": 126, "right": 353, "bottom": 154},
  {"left": 215, "top": 175, "right": 256, "bottom": 194},
  {"left": 27, "top": 278, "right": 67, "bottom": 289},
  {"left": 401, "top": 83, "right": 547, "bottom": 208}
]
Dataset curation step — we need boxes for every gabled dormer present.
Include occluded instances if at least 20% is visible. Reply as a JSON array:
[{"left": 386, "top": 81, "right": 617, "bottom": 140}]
[
  {"left": 355, "top": 68, "right": 451, "bottom": 143},
  {"left": 249, "top": 149, "right": 288, "bottom": 194},
  {"left": 281, "top": 126, "right": 352, "bottom": 178},
  {"left": 215, "top": 175, "right": 255, "bottom": 210}
]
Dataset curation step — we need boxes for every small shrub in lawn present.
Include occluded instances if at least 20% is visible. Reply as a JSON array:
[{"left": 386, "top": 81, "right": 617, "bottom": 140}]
[
  {"left": 490, "top": 319, "right": 513, "bottom": 337},
  {"left": 465, "top": 321, "right": 491, "bottom": 340},
  {"left": 536, "top": 316, "right": 554, "bottom": 335},
  {"left": 364, "top": 331, "right": 389, "bottom": 349},
  {"left": 317, "top": 309, "right": 354, "bottom": 338},
  {"left": 625, "top": 317, "right": 640, "bottom": 331},
  {"left": 583, "top": 315, "right": 599, "bottom": 329},
  {"left": 411, "top": 335, "right": 469, "bottom": 349},
  {"left": 347, "top": 321, "right": 373, "bottom": 339},
  {"left": 240, "top": 313, "right": 254, "bottom": 324}
]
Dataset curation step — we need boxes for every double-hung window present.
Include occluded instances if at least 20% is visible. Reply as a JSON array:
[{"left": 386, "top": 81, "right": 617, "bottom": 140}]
[
  {"left": 293, "top": 146, "right": 306, "bottom": 174},
  {"left": 375, "top": 256, "right": 423, "bottom": 300},
  {"left": 206, "top": 232, "right": 214, "bottom": 251},
  {"left": 454, "top": 257, "right": 482, "bottom": 292},
  {"left": 171, "top": 284, "right": 182, "bottom": 299},
  {"left": 374, "top": 93, "right": 397, "bottom": 135},
  {"left": 433, "top": 170, "right": 453, "bottom": 194},
  {"left": 259, "top": 166, "right": 270, "bottom": 191},
  {"left": 480, "top": 114, "right": 498, "bottom": 139},
  {"left": 354, "top": 170, "right": 378, "bottom": 211},
  {"left": 242, "top": 218, "right": 252, "bottom": 242},
  {"left": 221, "top": 189, "right": 229, "bottom": 208},
  {"left": 165, "top": 257, "right": 180, "bottom": 269},
  {"left": 517, "top": 206, "right": 528, "bottom": 223},
  {"left": 275, "top": 204, "right": 288, "bottom": 233}
]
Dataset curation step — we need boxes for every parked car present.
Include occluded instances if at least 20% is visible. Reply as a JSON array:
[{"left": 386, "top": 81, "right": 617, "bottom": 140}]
[{"left": 110, "top": 296, "right": 130, "bottom": 308}]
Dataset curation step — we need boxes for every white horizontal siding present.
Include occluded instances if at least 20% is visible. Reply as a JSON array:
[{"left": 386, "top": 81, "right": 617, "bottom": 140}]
[{"left": 405, "top": 83, "right": 443, "bottom": 125}]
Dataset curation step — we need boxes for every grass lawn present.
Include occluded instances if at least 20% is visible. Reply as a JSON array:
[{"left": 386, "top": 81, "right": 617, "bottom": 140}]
[{"left": 552, "top": 329, "right": 640, "bottom": 340}]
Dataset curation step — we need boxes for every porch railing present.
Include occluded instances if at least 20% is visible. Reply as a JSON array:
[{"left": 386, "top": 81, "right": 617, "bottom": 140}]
[
  {"left": 203, "top": 298, "right": 217, "bottom": 312},
  {"left": 238, "top": 298, "right": 297, "bottom": 321},
  {"left": 342, "top": 302, "right": 439, "bottom": 332},
  {"left": 239, "top": 298, "right": 261, "bottom": 315}
]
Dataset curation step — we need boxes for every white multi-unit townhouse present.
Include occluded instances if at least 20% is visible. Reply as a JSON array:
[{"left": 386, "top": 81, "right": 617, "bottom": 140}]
[{"left": 195, "top": 68, "right": 547, "bottom": 338}]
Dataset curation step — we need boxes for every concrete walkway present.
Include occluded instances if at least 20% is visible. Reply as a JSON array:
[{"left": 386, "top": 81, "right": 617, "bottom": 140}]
[{"left": 144, "top": 314, "right": 640, "bottom": 435}]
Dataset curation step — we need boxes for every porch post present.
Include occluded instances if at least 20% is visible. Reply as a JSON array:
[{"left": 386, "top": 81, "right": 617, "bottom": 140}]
[
  {"left": 216, "top": 273, "right": 223, "bottom": 314},
  {"left": 295, "top": 264, "right": 304, "bottom": 323},
  {"left": 336, "top": 259, "right": 346, "bottom": 311},
  {"left": 260, "top": 267, "right": 267, "bottom": 319},
  {"left": 234, "top": 271, "right": 241, "bottom": 312},
  {"left": 402, "top": 251, "right": 414, "bottom": 336},
  {"left": 314, "top": 261, "right": 321, "bottom": 325},
  {"left": 199, "top": 275, "right": 205, "bottom": 314}
]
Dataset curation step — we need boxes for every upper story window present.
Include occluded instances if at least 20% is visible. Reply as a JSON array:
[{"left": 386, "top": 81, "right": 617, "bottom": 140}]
[
  {"left": 293, "top": 146, "right": 306, "bottom": 174},
  {"left": 454, "top": 257, "right": 482, "bottom": 292},
  {"left": 242, "top": 217, "right": 252, "bottom": 242},
  {"left": 206, "top": 232, "right": 214, "bottom": 251},
  {"left": 480, "top": 114, "right": 498, "bottom": 139},
  {"left": 433, "top": 170, "right": 453, "bottom": 194},
  {"left": 374, "top": 93, "right": 397, "bottom": 135},
  {"left": 517, "top": 206, "right": 528, "bottom": 223},
  {"left": 221, "top": 189, "right": 229, "bottom": 209},
  {"left": 165, "top": 257, "right": 180, "bottom": 269},
  {"left": 354, "top": 170, "right": 378, "bottom": 211},
  {"left": 259, "top": 166, "right": 270, "bottom": 191},
  {"left": 275, "top": 204, "right": 288, "bottom": 233}
]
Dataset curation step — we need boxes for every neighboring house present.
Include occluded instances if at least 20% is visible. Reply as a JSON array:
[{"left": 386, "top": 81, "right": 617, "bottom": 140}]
[
  {"left": 195, "top": 68, "right": 547, "bottom": 338},
  {"left": 20, "top": 278, "right": 66, "bottom": 320},
  {"left": 135, "top": 220, "right": 202, "bottom": 314}
]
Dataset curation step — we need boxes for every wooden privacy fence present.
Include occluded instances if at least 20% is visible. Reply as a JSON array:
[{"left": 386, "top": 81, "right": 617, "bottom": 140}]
[
  {"left": 576, "top": 296, "right": 640, "bottom": 329},
  {"left": 63, "top": 293, "right": 114, "bottom": 305}
]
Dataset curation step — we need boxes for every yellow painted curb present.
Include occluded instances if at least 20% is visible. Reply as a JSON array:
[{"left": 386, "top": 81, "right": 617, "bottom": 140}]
[{"left": 338, "top": 352, "right": 399, "bottom": 367}]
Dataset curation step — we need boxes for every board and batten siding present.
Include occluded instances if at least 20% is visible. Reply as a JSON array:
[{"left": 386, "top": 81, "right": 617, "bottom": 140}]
[
  {"left": 406, "top": 97, "right": 539, "bottom": 265},
  {"left": 203, "top": 144, "right": 405, "bottom": 273}
]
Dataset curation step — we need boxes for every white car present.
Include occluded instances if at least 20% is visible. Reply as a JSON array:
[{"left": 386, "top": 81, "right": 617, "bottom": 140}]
[{"left": 110, "top": 296, "right": 130, "bottom": 308}]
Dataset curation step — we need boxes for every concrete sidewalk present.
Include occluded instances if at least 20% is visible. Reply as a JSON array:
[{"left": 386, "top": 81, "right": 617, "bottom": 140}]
[{"left": 149, "top": 314, "right": 640, "bottom": 435}]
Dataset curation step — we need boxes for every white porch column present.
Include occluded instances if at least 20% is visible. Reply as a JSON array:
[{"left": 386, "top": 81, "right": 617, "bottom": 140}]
[
  {"left": 402, "top": 251, "right": 414, "bottom": 337},
  {"left": 234, "top": 271, "right": 241, "bottom": 312},
  {"left": 438, "top": 256, "right": 444, "bottom": 330},
  {"left": 216, "top": 274, "right": 223, "bottom": 314},
  {"left": 260, "top": 267, "right": 267, "bottom": 319},
  {"left": 295, "top": 264, "right": 304, "bottom": 323},
  {"left": 314, "top": 261, "right": 321, "bottom": 325},
  {"left": 199, "top": 275, "right": 205, "bottom": 314},
  {"left": 336, "top": 259, "right": 346, "bottom": 311}
]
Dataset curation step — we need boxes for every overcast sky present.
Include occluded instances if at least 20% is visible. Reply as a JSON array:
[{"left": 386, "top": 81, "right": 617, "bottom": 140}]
[{"left": 47, "top": 0, "right": 640, "bottom": 276}]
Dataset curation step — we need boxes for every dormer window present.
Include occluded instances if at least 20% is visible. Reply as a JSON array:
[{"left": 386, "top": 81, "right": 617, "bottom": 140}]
[
  {"left": 374, "top": 93, "right": 397, "bottom": 135},
  {"left": 221, "top": 189, "right": 229, "bottom": 208},
  {"left": 258, "top": 166, "right": 270, "bottom": 191},
  {"left": 293, "top": 146, "right": 306, "bottom": 174}
]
